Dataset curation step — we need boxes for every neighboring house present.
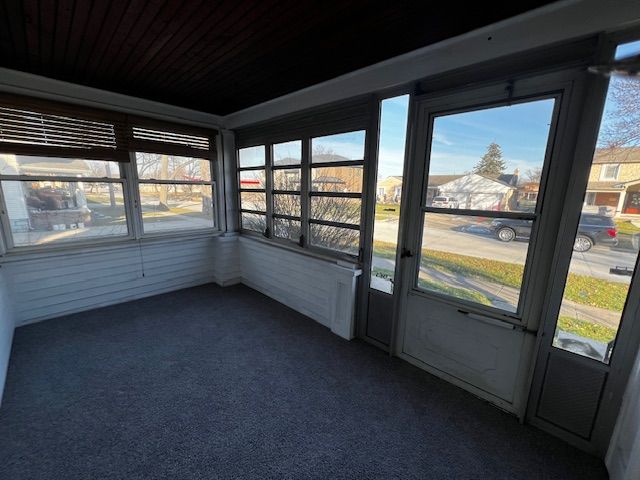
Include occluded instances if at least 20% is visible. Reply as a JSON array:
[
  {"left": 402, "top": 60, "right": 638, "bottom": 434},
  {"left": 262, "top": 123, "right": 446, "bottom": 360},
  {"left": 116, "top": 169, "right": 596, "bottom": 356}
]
[
  {"left": 586, "top": 147, "right": 640, "bottom": 216},
  {"left": 436, "top": 173, "right": 516, "bottom": 210},
  {"left": 377, "top": 176, "right": 403, "bottom": 203},
  {"left": 426, "top": 175, "right": 464, "bottom": 204}
]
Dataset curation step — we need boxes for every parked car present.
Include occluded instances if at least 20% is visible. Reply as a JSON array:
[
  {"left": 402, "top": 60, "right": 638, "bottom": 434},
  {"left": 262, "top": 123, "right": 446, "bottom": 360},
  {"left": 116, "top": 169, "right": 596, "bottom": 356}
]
[
  {"left": 490, "top": 213, "right": 618, "bottom": 252},
  {"left": 431, "top": 196, "right": 459, "bottom": 209}
]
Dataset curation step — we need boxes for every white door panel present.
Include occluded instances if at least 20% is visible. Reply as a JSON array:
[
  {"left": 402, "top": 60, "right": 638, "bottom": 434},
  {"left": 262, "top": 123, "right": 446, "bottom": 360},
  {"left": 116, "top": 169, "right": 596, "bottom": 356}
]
[{"left": 403, "top": 292, "right": 531, "bottom": 404}]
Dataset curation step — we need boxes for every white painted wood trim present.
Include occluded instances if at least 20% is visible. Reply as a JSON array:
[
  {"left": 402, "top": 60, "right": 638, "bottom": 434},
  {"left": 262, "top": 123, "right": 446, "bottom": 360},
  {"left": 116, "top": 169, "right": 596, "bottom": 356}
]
[{"left": 0, "top": 68, "right": 223, "bottom": 129}]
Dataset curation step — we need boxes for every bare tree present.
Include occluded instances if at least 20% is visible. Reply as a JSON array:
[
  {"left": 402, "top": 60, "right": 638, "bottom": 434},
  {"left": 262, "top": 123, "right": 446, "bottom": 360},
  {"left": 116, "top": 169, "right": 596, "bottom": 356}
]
[
  {"left": 523, "top": 167, "right": 543, "bottom": 184},
  {"left": 600, "top": 76, "right": 640, "bottom": 149}
]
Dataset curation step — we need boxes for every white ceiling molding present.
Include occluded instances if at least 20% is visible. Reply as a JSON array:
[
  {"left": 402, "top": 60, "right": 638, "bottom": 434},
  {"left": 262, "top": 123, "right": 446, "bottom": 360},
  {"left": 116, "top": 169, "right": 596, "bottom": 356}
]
[{"left": 0, "top": 67, "right": 223, "bottom": 130}]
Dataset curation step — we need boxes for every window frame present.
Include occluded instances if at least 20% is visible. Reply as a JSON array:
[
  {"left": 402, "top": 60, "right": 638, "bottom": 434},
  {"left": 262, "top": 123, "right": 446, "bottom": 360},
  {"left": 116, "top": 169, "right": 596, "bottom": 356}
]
[
  {"left": 410, "top": 92, "right": 563, "bottom": 320},
  {"left": 131, "top": 152, "right": 217, "bottom": 237},
  {"left": 0, "top": 158, "right": 135, "bottom": 251},
  {"left": 237, "top": 144, "right": 268, "bottom": 234},
  {"left": 599, "top": 163, "right": 621, "bottom": 181},
  {"left": 237, "top": 128, "right": 368, "bottom": 260}
]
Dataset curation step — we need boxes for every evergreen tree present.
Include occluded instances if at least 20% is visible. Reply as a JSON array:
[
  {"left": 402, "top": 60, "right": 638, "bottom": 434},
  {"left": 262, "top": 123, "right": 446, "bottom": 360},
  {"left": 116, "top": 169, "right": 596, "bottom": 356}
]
[{"left": 474, "top": 142, "right": 506, "bottom": 176}]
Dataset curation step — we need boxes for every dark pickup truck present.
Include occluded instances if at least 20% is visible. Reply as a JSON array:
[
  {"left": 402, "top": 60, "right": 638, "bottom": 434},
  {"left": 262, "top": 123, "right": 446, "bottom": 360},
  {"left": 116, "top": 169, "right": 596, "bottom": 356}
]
[{"left": 491, "top": 213, "right": 618, "bottom": 252}]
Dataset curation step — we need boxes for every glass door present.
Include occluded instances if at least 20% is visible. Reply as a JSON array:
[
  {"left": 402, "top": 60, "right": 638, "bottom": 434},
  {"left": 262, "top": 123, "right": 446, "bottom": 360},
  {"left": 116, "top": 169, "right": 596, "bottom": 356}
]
[{"left": 396, "top": 76, "right": 568, "bottom": 413}]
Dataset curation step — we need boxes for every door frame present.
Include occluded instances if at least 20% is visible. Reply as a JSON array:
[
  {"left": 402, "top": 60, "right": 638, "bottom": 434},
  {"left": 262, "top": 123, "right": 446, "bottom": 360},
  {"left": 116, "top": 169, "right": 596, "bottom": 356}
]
[{"left": 393, "top": 67, "right": 591, "bottom": 416}]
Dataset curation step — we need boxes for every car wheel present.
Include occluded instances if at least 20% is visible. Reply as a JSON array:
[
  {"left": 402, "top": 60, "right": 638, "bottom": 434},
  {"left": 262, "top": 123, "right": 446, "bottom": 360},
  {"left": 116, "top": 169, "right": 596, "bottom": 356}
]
[
  {"left": 573, "top": 235, "right": 593, "bottom": 252},
  {"left": 497, "top": 227, "right": 516, "bottom": 242}
]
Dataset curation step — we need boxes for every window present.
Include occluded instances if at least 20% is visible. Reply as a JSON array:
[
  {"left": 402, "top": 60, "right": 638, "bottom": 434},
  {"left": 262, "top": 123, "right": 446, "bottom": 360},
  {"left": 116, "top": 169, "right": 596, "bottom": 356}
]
[
  {"left": 237, "top": 130, "right": 367, "bottom": 257},
  {"left": 370, "top": 95, "right": 410, "bottom": 294},
  {"left": 237, "top": 145, "right": 267, "bottom": 233},
  {"left": 135, "top": 153, "right": 215, "bottom": 234},
  {"left": 272, "top": 141, "right": 302, "bottom": 242},
  {"left": 600, "top": 163, "right": 620, "bottom": 180},
  {"left": 309, "top": 131, "right": 365, "bottom": 255},
  {"left": 417, "top": 98, "right": 556, "bottom": 313},
  {"left": 551, "top": 40, "right": 640, "bottom": 363},
  {"left": 0, "top": 155, "right": 128, "bottom": 247},
  {"left": 0, "top": 95, "right": 218, "bottom": 250}
]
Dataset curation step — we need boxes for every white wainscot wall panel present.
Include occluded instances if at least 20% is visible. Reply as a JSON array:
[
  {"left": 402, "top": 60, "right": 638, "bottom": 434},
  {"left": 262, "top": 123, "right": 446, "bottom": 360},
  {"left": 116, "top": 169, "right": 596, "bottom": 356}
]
[
  {"left": 4, "top": 235, "right": 238, "bottom": 326},
  {"left": 238, "top": 236, "right": 361, "bottom": 340},
  {"left": 0, "top": 269, "right": 15, "bottom": 405}
]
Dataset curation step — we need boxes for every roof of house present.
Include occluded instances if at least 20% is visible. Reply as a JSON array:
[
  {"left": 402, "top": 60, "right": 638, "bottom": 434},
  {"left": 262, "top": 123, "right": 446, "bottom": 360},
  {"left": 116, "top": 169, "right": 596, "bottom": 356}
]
[
  {"left": 427, "top": 174, "right": 464, "bottom": 187},
  {"left": 593, "top": 147, "right": 640, "bottom": 164},
  {"left": 587, "top": 181, "right": 626, "bottom": 191}
]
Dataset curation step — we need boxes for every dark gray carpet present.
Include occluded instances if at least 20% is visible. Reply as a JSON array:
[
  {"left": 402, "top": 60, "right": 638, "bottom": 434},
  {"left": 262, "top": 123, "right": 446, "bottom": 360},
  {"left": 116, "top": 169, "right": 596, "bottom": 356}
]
[{"left": 0, "top": 284, "right": 607, "bottom": 479}]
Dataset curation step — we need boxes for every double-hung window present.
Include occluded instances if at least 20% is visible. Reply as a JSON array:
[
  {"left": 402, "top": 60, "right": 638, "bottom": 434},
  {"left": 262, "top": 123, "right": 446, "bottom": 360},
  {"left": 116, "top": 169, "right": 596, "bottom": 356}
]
[
  {"left": 131, "top": 126, "right": 215, "bottom": 234},
  {"left": 0, "top": 99, "right": 131, "bottom": 249},
  {"left": 0, "top": 95, "right": 218, "bottom": 250}
]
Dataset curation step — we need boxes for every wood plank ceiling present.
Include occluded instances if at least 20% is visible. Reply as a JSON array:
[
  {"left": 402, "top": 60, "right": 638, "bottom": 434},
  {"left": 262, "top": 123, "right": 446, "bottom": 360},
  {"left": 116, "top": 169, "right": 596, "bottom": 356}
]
[{"left": 0, "top": 0, "right": 558, "bottom": 115}]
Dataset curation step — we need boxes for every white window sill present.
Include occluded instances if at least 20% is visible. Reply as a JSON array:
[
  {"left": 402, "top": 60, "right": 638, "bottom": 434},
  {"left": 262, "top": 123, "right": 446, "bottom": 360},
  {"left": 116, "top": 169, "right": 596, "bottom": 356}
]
[{"left": 0, "top": 230, "right": 225, "bottom": 263}]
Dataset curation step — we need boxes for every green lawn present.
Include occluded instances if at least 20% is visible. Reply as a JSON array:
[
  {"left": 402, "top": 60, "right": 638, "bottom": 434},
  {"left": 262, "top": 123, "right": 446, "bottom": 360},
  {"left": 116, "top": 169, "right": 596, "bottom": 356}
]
[
  {"left": 373, "top": 240, "right": 628, "bottom": 312},
  {"left": 375, "top": 203, "right": 401, "bottom": 220},
  {"left": 615, "top": 219, "right": 640, "bottom": 235},
  {"left": 557, "top": 316, "right": 617, "bottom": 343}
]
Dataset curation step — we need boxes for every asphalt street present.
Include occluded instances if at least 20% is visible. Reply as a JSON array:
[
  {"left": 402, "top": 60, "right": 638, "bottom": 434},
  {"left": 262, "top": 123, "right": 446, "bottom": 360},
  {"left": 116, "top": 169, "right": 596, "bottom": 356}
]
[{"left": 373, "top": 217, "right": 636, "bottom": 284}]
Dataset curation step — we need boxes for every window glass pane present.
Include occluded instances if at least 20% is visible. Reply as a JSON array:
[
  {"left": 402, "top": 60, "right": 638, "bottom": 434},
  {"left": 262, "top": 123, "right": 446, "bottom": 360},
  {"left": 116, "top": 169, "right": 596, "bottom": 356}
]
[
  {"left": 274, "top": 218, "right": 301, "bottom": 241},
  {"left": 273, "top": 140, "right": 301, "bottom": 166},
  {"left": 552, "top": 40, "right": 640, "bottom": 363},
  {"left": 418, "top": 213, "right": 531, "bottom": 313},
  {"left": 238, "top": 146, "right": 265, "bottom": 168},
  {"left": 241, "top": 212, "right": 266, "bottom": 232},
  {"left": 2, "top": 180, "right": 127, "bottom": 246},
  {"left": 240, "top": 191, "right": 266, "bottom": 212},
  {"left": 135, "top": 153, "right": 211, "bottom": 181},
  {"left": 273, "top": 194, "right": 301, "bottom": 217},
  {"left": 311, "top": 166, "right": 363, "bottom": 193},
  {"left": 239, "top": 170, "right": 266, "bottom": 190},
  {"left": 427, "top": 99, "right": 555, "bottom": 212},
  {"left": 310, "top": 197, "right": 361, "bottom": 225},
  {"left": 273, "top": 168, "right": 301, "bottom": 191},
  {"left": 140, "top": 184, "right": 213, "bottom": 233},
  {"left": 311, "top": 131, "right": 366, "bottom": 163},
  {"left": 0, "top": 154, "right": 121, "bottom": 178},
  {"left": 371, "top": 95, "right": 409, "bottom": 293},
  {"left": 310, "top": 224, "right": 359, "bottom": 255}
]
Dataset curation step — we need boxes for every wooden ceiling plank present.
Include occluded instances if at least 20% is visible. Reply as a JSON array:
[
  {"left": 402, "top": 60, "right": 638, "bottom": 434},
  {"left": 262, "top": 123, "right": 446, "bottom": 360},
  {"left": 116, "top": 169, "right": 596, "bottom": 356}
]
[
  {"left": 38, "top": 0, "right": 57, "bottom": 75},
  {"left": 150, "top": 0, "right": 274, "bottom": 92},
  {"left": 131, "top": 0, "right": 232, "bottom": 86},
  {"left": 71, "top": 0, "right": 112, "bottom": 79},
  {"left": 62, "top": 0, "right": 92, "bottom": 74},
  {"left": 81, "top": 0, "right": 131, "bottom": 79},
  {"left": 102, "top": 0, "right": 167, "bottom": 79},
  {"left": 181, "top": 1, "right": 354, "bottom": 96},
  {"left": 23, "top": 0, "right": 40, "bottom": 72},
  {"left": 51, "top": 0, "right": 75, "bottom": 73},
  {"left": 120, "top": 0, "right": 206, "bottom": 83}
]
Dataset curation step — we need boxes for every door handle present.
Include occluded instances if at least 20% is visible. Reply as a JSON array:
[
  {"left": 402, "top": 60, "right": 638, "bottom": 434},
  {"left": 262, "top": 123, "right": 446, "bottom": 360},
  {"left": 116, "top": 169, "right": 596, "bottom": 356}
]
[{"left": 400, "top": 248, "right": 413, "bottom": 258}]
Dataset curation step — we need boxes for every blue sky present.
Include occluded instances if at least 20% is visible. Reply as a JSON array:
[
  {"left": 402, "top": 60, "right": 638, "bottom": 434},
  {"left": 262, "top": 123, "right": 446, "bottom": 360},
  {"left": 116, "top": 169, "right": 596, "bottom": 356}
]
[{"left": 377, "top": 96, "right": 554, "bottom": 179}]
